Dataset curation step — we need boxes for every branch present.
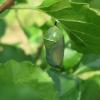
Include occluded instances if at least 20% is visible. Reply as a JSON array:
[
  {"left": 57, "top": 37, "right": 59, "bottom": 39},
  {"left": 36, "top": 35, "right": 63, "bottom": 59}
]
[{"left": 0, "top": 0, "right": 14, "bottom": 13}]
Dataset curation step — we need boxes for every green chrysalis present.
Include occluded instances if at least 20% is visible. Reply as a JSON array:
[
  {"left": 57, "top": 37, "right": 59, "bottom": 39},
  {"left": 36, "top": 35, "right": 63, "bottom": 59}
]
[{"left": 44, "top": 26, "right": 64, "bottom": 67}]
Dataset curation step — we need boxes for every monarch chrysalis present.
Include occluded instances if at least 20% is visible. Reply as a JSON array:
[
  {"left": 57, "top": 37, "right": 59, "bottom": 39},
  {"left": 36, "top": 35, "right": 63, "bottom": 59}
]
[{"left": 44, "top": 26, "right": 64, "bottom": 68}]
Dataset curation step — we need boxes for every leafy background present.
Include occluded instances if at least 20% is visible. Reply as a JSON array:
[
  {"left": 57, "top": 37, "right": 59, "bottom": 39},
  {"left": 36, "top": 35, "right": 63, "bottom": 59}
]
[{"left": 0, "top": 0, "right": 100, "bottom": 100}]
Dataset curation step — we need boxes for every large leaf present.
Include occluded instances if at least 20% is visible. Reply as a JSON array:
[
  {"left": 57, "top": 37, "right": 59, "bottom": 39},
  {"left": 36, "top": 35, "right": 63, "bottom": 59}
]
[
  {"left": 40, "top": 0, "right": 100, "bottom": 54},
  {"left": 74, "top": 63, "right": 100, "bottom": 100},
  {"left": 48, "top": 69, "right": 80, "bottom": 100},
  {"left": 0, "top": 60, "right": 59, "bottom": 100},
  {"left": 71, "top": 0, "right": 100, "bottom": 11},
  {"left": 80, "top": 75, "right": 100, "bottom": 100}
]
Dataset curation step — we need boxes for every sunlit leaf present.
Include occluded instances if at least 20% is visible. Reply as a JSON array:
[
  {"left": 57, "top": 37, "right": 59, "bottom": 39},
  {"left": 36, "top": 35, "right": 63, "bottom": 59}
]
[
  {"left": 0, "top": 0, "right": 5, "bottom": 4},
  {"left": 63, "top": 48, "right": 82, "bottom": 69},
  {"left": 40, "top": 0, "right": 100, "bottom": 54}
]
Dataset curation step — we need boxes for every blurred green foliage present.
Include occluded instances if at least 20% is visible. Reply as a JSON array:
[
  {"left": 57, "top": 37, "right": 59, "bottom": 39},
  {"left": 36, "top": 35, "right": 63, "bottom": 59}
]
[
  {"left": 0, "top": 19, "right": 6, "bottom": 37},
  {"left": 0, "top": 0, "right": 5, "bottom": 4},
  {"left": 0, "top": 0, "right": 100, "bottom": 100}
]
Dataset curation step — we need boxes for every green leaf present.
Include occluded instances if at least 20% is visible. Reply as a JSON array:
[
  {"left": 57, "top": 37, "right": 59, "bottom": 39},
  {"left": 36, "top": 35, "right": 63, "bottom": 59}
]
[
  {"left": 74, "top": 54, "right": 100, "bottom": 75},
  {"left": 48, "top": 69, "right": 80, "bottom": 100},
  {"left": 0, "top": 0, "right": 5, "bottom": 4},
  {"left": 80, "top": 75, "right": 100, "bottom": 100},
  {"left": 40, "top": 0, "right": 100, "bottom": 54},
  {"left": 63, "top": 48, "right": 82, "bottom": 69},
  {"left": 81, "top": 54, "right": 100, "bottom": 69},
  {"left": 71, "top": 0, "right": 91, "bottom": 3},
  {"left": 40, "top": 0, "right": 62, "bottom": 8},
  {"left": 89, "top": 0, "right": 100, "bottom": 11},
  {"left": 16, "top": 0, "right": 27, "bottom": 3},
  {"left": 0, "top": 19, "right": 6, "bottom": 37},
  {"left": 0, "top": 60, "right": 59, "bottom": 100},
  {"left": 71, "top": 0, "right": 100, "bottom": 11},
  {"left": 0, "top": 44, "right": 33, "bottom": 63}
]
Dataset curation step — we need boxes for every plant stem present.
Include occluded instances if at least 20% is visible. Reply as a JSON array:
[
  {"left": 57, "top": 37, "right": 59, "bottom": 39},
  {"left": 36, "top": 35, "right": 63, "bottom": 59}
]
[{"left": 0, "top": 0, "right": 14, "bottom": 13}]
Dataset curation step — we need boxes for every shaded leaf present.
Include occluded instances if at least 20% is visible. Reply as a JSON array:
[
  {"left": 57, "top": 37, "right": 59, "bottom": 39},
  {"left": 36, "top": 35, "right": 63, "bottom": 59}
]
[
  {"left": 0, "top": 60, "right": 59, "bottom": 100},
  {"left": 48, "top": 69, "right": 80, "bottom": 100},
  {"left": 0, "top": 19, "right": 6, "bottom": 37},
  {"left": 16, "top": 0, "right": 27, "bottom": 3},
  {"left": 0, "top": 44, "right": 33, "bottom": 63},
  {"left": 80, "top": 75, "right": 100, "bottom": 100},
  {"left": 82, "top": 54, "right": 100, "bottom": 69}
]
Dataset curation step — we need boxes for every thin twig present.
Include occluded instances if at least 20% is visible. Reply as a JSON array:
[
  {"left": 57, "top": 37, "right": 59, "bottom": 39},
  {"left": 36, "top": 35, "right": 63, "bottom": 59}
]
[{"left": 0, "top": 0, "right": 14, "bottom": 13}]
